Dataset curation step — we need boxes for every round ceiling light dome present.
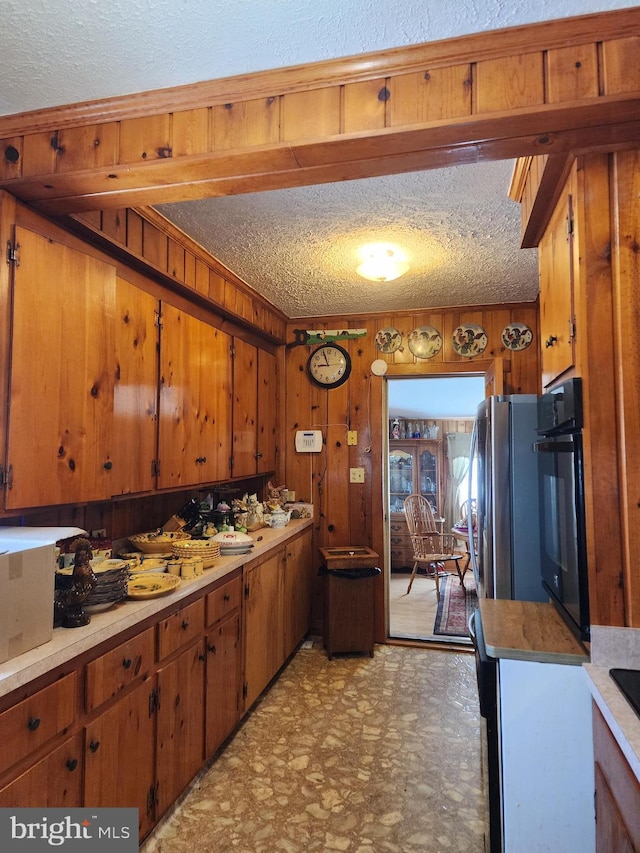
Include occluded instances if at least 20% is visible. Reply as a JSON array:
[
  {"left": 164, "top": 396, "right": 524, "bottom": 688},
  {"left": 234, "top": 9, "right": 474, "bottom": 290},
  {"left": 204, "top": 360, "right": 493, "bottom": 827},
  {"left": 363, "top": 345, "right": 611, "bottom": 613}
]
[{"left": 356, "top": 242, "right": 410, "bottom": 282}]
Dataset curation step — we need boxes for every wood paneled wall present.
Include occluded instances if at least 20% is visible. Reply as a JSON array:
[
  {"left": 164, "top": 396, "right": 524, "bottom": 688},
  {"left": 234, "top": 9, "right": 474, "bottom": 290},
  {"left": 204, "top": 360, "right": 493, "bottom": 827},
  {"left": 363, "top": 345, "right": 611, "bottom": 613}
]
[{"left": 282, "top": 305, "right": 539, "bottom": 639}]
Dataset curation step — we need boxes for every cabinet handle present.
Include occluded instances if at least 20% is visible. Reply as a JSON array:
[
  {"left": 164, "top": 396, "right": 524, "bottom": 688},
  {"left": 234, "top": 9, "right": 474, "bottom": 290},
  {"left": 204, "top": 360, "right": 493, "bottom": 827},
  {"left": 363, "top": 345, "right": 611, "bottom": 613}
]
[
  {"left": 181, "top": 620, "right": 189, "bottom": 630},
  {"left": 66, "top": 758, "right": 78, "bottom": 772},
  {"left": 545, "top": 335, "right": 558, "bottom": 348},
  {"left": 89, "top": 740, "right": 100, "bottom": 753},
  {"left": 255, "top": 452, "right": 263, "bottom": 459},
  {"left": 198, "top": 653, "right": 206, "bottom": 662},
  {"left": 122, "top": 657, "right": 132, "bottom": 669},
  {"left": 208, "top": 643, "right": 217, "bottom": 654},
  {"left": 223, "top": 594, "right": 230, "bottom": 602},
  {"left": 27, "top": 716, "right": 40, "bottom": 732},
  {"left": 103, "top": 460, "right": 113, "bottom": 470},
  {"left": 201, "top": 456, "right": 206, "bottom": 464}
]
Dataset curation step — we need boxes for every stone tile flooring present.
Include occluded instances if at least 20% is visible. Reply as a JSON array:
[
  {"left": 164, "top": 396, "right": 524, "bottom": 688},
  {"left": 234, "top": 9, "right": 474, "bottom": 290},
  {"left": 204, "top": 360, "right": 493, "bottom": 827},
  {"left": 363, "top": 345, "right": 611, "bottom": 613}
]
[{"left": 141, "top": 641, "right": 485, "bottom": 853}]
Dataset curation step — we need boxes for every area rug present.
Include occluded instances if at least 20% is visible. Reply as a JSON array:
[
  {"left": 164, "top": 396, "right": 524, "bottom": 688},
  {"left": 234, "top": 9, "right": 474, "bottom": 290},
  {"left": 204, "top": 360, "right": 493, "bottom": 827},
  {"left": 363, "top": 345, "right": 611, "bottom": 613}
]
[{"left": 433, "top": 572, "right": 477, "bottom": 637}]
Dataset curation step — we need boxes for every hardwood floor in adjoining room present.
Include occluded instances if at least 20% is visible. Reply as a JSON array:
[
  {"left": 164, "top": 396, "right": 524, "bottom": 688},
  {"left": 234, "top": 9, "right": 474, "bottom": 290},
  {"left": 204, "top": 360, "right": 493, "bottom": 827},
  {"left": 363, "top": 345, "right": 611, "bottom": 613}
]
[
  {"left": 389, "top": 571, "right": 472, "bottom": 645},
  {"left": 141, "top": 642, "right": 485, "bottom": 853}
]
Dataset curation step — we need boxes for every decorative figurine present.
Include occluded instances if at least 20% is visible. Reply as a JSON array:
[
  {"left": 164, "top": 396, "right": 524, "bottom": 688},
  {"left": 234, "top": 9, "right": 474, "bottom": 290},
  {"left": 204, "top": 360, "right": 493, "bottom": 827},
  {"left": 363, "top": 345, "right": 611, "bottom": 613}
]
[{"left": 54, "top": 538, "right": 97, "bottom": 628}]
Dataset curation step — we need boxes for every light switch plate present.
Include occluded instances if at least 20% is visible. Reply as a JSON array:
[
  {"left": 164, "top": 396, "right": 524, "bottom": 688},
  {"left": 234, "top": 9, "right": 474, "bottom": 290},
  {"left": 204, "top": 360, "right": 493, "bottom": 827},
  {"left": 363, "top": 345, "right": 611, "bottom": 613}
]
[
  {"left": 349, "top": 467, "right": 365, "bottom": 483},
  {"left": 347, "top": 430, "right": 358, "bottom": 445}
]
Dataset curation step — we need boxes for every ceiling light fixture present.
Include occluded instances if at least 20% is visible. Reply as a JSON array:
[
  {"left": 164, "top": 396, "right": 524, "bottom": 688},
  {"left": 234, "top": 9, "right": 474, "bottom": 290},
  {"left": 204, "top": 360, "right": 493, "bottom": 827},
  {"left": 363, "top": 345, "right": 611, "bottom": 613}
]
[{"left": 356, "top": 242, "right": 410, "bottom": 282}]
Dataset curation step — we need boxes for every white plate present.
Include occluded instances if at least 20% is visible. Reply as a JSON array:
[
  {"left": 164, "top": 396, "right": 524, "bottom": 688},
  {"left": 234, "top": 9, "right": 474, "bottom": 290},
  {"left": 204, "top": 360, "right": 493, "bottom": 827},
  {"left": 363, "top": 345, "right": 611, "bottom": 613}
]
[
  {"left": 501, "top": 322, "right": 533, "bottom": 351},
  {"left": 451, "top": 323, "right": 488, "bottom": 357},
  {"left": 407, "top": 326, "right": 442, "bottom": 359}
]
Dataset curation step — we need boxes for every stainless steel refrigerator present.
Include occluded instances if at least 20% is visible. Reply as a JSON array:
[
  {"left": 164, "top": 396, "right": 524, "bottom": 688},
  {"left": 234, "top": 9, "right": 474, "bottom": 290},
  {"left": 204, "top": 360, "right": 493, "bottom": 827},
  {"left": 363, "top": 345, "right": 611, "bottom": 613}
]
[{"left": 469, "top": 393, "right": 546, "bottom": 602}]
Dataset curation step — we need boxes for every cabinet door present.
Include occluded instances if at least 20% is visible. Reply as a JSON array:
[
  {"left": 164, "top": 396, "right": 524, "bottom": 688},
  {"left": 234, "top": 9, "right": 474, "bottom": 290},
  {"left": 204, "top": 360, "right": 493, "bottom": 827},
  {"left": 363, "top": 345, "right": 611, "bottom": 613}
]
[
  {"left": 232, "top": 338, "right": 258, "bottom": 478},
  {"left": 158, "top": 303, "right": 202, "bottom": 488},
  {"left": 205, "top": 612, "right": 242, "bottom": 757},
  {"left": 199, "top": 323, "right": 232, "bottom": 484},
  {"left": 539, "top": 189, "right": 575, "bottom": 388},
  {"left": 0, "top": 733, "right": 83, "bottom": 808},
  {"left": 84, "top": 679, "right": 156, "bottom": 840},
  {"left": 6, "top": 226, "right": 116, "bottom": 508},
  {"left": 158, "top": 304, "right": 232, "bottom": 488},
  {"left": 282, "top": 531, "right": 312, "bottom": 658},
  {"left": 111, "top": 277, "right": 159, "bottom": 495},
  {"left": 156, "top": 640, "right": 206, "bottom": 818},
  {"left": 388, "top": 445, "right": 414, "bottom": 512},
  {"left": 244, "top": 550, "right": 284, "bottom": 710},
  {"left": 257, "top": 349, "right": 277, "bottom": 474}
]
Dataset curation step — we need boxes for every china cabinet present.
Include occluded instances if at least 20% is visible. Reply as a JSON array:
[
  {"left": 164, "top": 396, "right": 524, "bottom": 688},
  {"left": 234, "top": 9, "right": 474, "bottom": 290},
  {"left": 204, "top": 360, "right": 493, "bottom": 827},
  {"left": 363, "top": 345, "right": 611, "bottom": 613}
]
[{"left": 388, "top": 439, "right": 443, "bottom": 570}]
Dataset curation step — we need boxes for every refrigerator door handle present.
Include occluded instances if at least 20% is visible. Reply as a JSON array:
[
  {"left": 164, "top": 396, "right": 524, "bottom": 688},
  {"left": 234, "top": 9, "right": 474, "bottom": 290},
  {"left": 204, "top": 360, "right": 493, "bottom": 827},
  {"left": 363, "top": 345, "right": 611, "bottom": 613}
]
[{"left": 534, "top": 438, "right": 576, "bottom": 453}]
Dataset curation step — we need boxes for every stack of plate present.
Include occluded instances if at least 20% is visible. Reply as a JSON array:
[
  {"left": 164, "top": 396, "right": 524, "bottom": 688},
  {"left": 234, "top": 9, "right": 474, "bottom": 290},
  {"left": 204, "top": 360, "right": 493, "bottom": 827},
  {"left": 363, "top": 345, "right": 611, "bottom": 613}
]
[
  {"left": 57, "top": 559, "right": 130, "bottom": 613},
  {"left": 212, "top": 531, "right": 255, "bottom": 556}
]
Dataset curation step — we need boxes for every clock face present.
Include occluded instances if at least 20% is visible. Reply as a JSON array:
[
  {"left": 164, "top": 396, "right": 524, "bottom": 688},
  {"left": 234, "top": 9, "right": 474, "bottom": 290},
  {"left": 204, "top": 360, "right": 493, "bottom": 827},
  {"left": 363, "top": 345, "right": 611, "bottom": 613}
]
[{"left": 307, "top": 344, "right": 351, "bottom": 389}]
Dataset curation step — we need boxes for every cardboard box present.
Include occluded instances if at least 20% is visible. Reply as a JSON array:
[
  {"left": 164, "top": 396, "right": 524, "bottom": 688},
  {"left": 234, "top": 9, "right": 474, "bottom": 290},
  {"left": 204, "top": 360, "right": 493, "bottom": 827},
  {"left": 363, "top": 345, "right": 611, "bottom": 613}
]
[{"left": 0, "top": 527, "right": 85, "bottom": 664}]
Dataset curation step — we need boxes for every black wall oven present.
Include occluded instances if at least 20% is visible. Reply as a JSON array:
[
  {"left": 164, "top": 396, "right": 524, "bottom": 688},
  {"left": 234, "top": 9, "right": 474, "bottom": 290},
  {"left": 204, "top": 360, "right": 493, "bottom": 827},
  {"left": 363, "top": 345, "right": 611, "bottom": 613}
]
[{"left": 534, "top": 377, "right": 590, "bottom": 641}]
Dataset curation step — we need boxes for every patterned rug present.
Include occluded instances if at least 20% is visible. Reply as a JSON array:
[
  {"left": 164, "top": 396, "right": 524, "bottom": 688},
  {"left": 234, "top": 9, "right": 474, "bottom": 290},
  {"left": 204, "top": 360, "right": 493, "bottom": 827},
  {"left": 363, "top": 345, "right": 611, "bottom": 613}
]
[{"left": 433, "top": 571, "right": 478, "bottom": 637}]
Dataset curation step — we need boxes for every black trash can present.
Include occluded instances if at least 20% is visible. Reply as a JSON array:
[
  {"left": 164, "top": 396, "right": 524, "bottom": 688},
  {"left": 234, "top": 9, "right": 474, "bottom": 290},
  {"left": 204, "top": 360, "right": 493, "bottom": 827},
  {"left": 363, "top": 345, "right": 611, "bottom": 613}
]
[{"left": 319, "top": 546, "right": 380, "bottom": 659}]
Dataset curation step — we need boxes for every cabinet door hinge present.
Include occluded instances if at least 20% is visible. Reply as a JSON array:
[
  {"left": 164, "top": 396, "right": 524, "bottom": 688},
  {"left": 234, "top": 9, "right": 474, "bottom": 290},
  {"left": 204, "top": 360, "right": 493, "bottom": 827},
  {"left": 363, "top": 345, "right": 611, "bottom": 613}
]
[
  {"left": 151, "top": 459, "right": 160, "bottom": 477},
  {"left": 0, "top": 464, "right": 13, "bottom": 489},
  {"left": 230, "top": 343, "right": 236, "bottom": 358},
  {"left": 146, "top": 781, "right": 159, "bottom": 817},
  {"left": 242, "top": 682, "right": 248, "bottom": 700},
  {"left": 244, "top": 582, "right": 250, "bottom": 599},
  {"left": 6, "top": 240, "right": 20, "bottom": 267},
  {"left": 149, "top": 686, "right": 160, "bottom": 717},
  {"left": 566, "top": 216, "right": 574, "bottom": 237},
  {"left": 154, "top": 309, "right": 162, "bottom": 328},
  {"left": 569, "top": 317, "right": 576, "bottom": 342},
  {"left": 229, "top": 455, "right": 234, "bottom": 473}
]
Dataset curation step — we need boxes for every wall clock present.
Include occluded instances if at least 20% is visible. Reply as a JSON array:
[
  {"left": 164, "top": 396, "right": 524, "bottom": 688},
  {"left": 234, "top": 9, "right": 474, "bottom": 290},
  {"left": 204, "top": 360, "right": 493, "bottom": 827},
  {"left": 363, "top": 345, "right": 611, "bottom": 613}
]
[{"left": 307, "top": 344, "right": 352, "bottom": 389}]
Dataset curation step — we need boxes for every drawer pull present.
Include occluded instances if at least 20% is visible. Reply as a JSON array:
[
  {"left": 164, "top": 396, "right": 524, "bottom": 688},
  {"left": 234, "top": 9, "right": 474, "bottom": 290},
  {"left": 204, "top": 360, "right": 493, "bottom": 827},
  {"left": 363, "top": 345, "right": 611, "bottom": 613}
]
[
  {"left": 545, "top": 335, "right": 558, "bottom": 348},
  {"left": 89, "top": 740, "right": 100, "bottom": 753},
  {"left": 66, "top": 758, "right": 78, "bottom": 772},
  {"left": 181, "top": 620, "right": 189, "bottom": 631},
  {"left": 122, "top": 657, "right": 132, "bottom": 669},
  {"left": 208, "top": 643, "right": 217, "bottom": 655},
  {"left": 27, "top": 717, "right": 40, "bottom": 732},
  {"left": 198, "top": 653, "right": 206, "bottom": 662},
  {"left": 223, "top": 594, "right": 230, "bottom": 602}
]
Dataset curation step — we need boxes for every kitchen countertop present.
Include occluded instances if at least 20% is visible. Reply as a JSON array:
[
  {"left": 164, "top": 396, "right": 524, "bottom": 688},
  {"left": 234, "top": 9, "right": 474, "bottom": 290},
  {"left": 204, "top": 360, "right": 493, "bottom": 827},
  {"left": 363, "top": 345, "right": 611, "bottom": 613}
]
[
  {"left": 583, "top": 625, "right": 640, "bottom": 783},
  {"left": 0, "top": 517, "right": 313, "bottom": 702},
  {"left": 479, "top": 598, "right": 589, "bottom": 664}
]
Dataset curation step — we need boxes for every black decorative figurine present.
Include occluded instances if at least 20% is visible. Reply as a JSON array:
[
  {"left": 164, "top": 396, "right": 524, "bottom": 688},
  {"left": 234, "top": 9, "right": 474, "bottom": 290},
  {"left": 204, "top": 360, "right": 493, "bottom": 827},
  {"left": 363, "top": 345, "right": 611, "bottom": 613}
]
[{"left": 54, "top": 538, "right": 97, "bottom": 628}]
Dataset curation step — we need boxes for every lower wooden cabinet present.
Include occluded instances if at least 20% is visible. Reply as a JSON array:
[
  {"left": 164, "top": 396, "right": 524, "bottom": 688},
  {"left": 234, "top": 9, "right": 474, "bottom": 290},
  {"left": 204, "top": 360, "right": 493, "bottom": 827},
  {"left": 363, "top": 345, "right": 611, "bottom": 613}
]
[
  {"left": 156, "top": 639, "right": 206, "bottom": 818},
  {"left": 84, "top": 678, "right": 157, "bottom": 839},
  {"left": 0, "top": 526, "right": 312, "bottom": 844},
  {"left": 205, "top": 612, "right": 242, "bottom": 756},
  {"left": 593, "top": 702, "right": 640, "bottom": 851}
]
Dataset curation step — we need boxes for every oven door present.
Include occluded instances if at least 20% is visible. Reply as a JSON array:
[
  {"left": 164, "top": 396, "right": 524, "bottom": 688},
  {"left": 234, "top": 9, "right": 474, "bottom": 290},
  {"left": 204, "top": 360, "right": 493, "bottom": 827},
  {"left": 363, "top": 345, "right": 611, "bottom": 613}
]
[
  {"left": 534, "top": 431, "right": 589, "bottom": 639},
  {"left": 469, "top": 609, "right": 501, "bottom": 853}
]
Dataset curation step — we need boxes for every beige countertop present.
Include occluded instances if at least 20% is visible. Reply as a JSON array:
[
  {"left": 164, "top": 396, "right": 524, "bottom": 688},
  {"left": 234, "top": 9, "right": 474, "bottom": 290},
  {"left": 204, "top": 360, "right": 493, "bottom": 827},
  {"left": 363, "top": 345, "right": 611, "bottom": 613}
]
[
  {"left": 583, "top": 625, "right": 640, "bottom": 783},
  {"left": 479, "top": 598, "right": 589, "bottom": 664},
  {"left": 0, "top": 517, "right": 313, "bottom": 702}
]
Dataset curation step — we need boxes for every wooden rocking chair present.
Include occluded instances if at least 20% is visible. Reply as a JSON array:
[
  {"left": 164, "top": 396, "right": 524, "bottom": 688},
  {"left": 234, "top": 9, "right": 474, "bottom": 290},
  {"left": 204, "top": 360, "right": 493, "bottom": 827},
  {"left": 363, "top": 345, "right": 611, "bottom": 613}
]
[{"left": 403, "top": 494, "right": 465, "bottom": 595}]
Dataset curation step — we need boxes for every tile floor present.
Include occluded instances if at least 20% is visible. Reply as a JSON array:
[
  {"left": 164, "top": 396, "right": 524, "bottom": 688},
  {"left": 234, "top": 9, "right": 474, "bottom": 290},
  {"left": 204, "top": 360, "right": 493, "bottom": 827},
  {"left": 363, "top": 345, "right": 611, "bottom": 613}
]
[{"left": 141, "top": 641, "right": 485, "bottom": 853}]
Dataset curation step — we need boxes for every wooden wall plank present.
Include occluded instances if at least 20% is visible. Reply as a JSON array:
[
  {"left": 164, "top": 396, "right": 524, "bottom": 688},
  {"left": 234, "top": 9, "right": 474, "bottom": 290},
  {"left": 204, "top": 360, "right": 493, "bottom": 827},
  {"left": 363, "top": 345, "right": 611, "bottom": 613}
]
[
  {"left": 21, "top": 132, "right": 56, "bottom": 177},
  {"left": 343, "top": 79, "right": 386, "bottom": 132},
  {"left": 1, "top": 138, "right": 22, "bottom": 181},
  {"left": 56, "top": 124, "right": 119, "bottom": 173},
  {"left": 212, "top": 98, "right": 280, "bottom": 149},
  {"left": 142, "top": 219, "right": 168, "bottom": 271},
  {"left": 602, "top": 36, "right": 640, "bottom": 94},
  {"left": 389, "top": 64, "right": 472, "bottom": 124},
  {"left": 172, "top": 108, "right": 210, "bottom": 156},
  {"left": 282, "top": 88, "right": 341, "bottom": 140},
  {"left": 475, "top": 53, "right": 545, "bottom": 113},
  {"left": 102, "top": 209, "right": 127, "bottom": 244},
  {"left": 546, "top": 44, "right": 599, "bottom": 103},
  {"left": 119, "top": 115, "right": 171, "bottom": 164},
  {"left": 168, "top": 239, "right": 185, "bottom": 280}
]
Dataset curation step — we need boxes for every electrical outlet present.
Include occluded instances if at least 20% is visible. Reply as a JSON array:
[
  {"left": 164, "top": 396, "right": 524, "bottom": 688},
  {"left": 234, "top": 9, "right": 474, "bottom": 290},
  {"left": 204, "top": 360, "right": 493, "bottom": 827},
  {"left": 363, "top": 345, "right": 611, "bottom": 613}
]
[
  {"left": 347, "top": 430, "right": 358, "bottom": 446},
  {"left": 349, "top": 467, "right": 365, "bottom": 483}
]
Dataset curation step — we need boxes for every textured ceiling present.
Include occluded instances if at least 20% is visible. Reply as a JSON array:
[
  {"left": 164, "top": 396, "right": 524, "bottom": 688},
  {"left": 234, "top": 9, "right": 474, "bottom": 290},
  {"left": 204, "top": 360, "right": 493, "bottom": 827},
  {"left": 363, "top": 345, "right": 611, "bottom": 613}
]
[{"left": 2, "top": 0, "right": 636, "bottom": 318}]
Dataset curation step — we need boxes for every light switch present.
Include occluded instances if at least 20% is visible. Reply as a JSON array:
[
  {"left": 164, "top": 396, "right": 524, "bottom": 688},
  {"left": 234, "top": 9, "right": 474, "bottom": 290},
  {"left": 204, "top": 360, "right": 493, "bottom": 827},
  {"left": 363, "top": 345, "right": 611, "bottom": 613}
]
[{"left": 347, "top": 430, "right": 358, "bottom": 446}]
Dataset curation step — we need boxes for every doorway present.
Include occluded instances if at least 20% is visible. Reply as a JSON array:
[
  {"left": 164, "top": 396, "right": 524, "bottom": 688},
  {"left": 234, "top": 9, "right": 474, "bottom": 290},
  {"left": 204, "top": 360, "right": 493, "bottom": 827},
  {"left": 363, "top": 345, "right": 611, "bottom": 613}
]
[{"left": 386, "top": 375, "right": 484, "bottom": 643}]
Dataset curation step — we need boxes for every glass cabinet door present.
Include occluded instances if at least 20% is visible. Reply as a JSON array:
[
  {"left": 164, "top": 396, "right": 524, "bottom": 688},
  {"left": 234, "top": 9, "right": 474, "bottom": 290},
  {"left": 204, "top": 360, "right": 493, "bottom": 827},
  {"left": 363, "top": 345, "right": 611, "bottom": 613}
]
[
  {"left": 418, "top": 448, "right": 438, "bottom": 512},
  {"left": 389, "top": 449, "right": 413, "bottom": 512}
]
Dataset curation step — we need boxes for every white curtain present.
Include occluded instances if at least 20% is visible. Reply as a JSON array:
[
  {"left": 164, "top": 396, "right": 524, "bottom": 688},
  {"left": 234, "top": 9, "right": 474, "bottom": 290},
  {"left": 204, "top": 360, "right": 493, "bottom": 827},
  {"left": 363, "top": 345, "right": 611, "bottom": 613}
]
[{"left": 444, "top": 432, "right": 472, "bottom": 531}]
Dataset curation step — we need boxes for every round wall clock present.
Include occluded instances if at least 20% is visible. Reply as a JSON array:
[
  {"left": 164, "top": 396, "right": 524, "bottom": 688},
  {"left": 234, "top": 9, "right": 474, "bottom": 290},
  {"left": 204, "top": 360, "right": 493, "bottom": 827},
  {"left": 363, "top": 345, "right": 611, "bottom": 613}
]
[{"left": 307, "top": 343, "right": 352, "bottom": 389}]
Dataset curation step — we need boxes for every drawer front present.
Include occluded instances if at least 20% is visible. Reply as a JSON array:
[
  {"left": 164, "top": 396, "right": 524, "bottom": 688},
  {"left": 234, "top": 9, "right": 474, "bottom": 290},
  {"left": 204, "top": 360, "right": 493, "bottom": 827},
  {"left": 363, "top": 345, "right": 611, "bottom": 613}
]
[
  {"left": 85, "top": 628, "right": 155, "bottom": 713},
  {"left": 157, "top": 598, "right": 205, "bottom": 660},
  {"left": 206, "top": 575, "right": 242, "bottom": 627},
  {"left": 0, "top": 733, "right": 83, "bottom": 808},
  {"left": 0, "top": 672, "right": 77, "bottom": 777}
]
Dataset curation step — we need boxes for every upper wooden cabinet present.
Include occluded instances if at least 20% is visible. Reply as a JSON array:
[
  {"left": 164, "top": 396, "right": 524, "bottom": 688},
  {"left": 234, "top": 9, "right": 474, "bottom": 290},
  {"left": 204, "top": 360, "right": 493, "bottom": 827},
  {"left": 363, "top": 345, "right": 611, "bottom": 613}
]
[
  {"left": 538, "top": 184, "right": 575, "bottom": 388},
  {"left": 158, "top": 303, "right": 232, "bottom": 489},
  {"left": 111, "top": 277, "right": 159, "bottom": 496},
  {"left": 5, "top": 226, "right": 116, "bottom": 509},
  {"left": 232, "top": 339, "right": 277, "bottom": 478}
]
